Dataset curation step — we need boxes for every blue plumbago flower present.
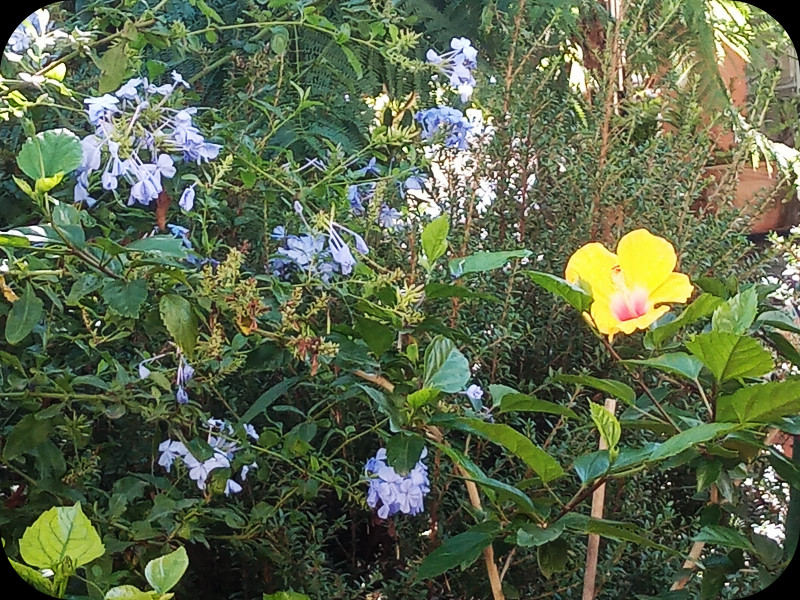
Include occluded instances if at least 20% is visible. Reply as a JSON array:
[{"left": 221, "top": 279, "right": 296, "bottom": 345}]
[
  {"left": 353, "top": 157, "right": 380, "bottom": 177},
  {"left": 378, "top": 205, "right": 403, "bottom": 230},
  {"left": 179, "top": 183, "right": 196, "bottom": 211},
  {"left": 415, "top": 107, "right": 473, "bottom": 150},
  {"left": 463, "top": 383, "right": 484, "bottom": 411},
  {"left": 175, "top": 353, "right": 194, "bottom": 404},
  {"left": 183, "top": 451, "right": 230, "bottom": 490},
  {"left": 426, "top": 37, "right": 478, "bottom": 102},
  {"left": 158, "top": 440, "right": 188, "bottom": 473},
  {"left": 241, "top": 461, "right": 258, "bottom": 481},
  {"left": 244, "top": 424, "right": 259, "bottom": 441},
  {"left": 74, "top": 74, "right": 220, "bottom": 209},
  {"left": 6, "top": 9, "right": 59, "bottom": 59},
  {"left": 270, "top": 225, "right": 286, "bottom": 239},
  {"left": 224, "top": 479, "right": 243, "bottom": 496},
  {"left": 365, "top": 447, "right": 431, "bottom": 519}
]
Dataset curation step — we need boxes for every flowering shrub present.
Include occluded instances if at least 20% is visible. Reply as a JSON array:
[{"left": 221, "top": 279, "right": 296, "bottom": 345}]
[{"left": 0, "top": 3, "right": 797, "bottom": 600}]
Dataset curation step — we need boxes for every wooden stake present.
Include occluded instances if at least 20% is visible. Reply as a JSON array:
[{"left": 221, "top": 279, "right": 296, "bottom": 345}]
[{"left": 582, "top": 398, "right": 617, "bottom": 600}]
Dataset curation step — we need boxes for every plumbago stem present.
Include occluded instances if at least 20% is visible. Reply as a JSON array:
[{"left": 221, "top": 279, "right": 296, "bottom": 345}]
[{"left": 352, "top": 370, "right": 505, "bottom": 600}]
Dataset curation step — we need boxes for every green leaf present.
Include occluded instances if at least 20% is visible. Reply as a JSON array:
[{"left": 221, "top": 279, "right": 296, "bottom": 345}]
[
  {"left": 553, "top": 374, "right": 636, "bottom": 406},
  {"left": 450, "top": 417, "right": 564, "bottom": 482},
  {"left": 622, "top": 353, "right": 703, "bottom": 381},
  {"left": 537, "top": 538, "right": 569, "bottom": 578},
  {"left": 144, "top": 546, "right": 188, "bottom": 594},
  {"left": 105, "top": 585, "right": 155, "bottom": 600},
  {"left": 423, "top": 335, "right": 470, "bottom": 393},
  {"left": 765, "top": 330, "right": 800, "bottom": 367},
  {"left": 16, "top": 129, "right": 82, "bottom": 181},
  {"left": 694, "top": 525, "right": 754, "bottom": 551},
  {"left": 407, "top": 387, "right": 440, "bottom": 409},
  {"left": 125, "top": 235, "right": 187, "bottom": 258},
  {"left": 488, "top": 384, "right": 519, "bottom": 406},
  {"left": 195, "top": 0, "right": 224, "bottom": 24},
  {"left": 98, "top": 42, "right": 129, "bottom": 94},
  {"left": 715, "top": 379, "right": 800, "bottom": 423},
  {"left": 767, "top": 447, "right": 800, "bottom": 490},
  {"left": 417, "top": 524, "right": 498, "bottom": 579},
  {"left": 421, "top": 215, "right": 449, "bottom": 266},
  {"left": 340, "top": 45, "right": 363, "bottom": 79},
  {"left": 589, "top": 403, "right": 621, "bottom": 458},
  {"left": 696, "top": 459, "right": 722, "bottom": 491},
  {"left": 686, "top": 332, "right": 774, "bottom": 383},
  {"left": 102, "top": 279, "right": 147, "bottom": 318},
  {"left": 524, "top": 270, "right": 592, "bottom": 313},
  {"left": 756, "top": 310, "right": 800, "bottom": 335},
  {"left": 650, "top": 293, "right": 723, "bottom": 346},
  {"left": 711, "top": 287, "right": 757, "bottom": 334},
  {"left": 263, "top": 593, "right": 311, "bottom": 600},
  {"left": 52, "top": 203, "right": 86, "bottom": 247},
  {"left": 0, "top": 232, "right": 31, "bottom": 247},
  {"left": 385, "top": 432, "right": 425, "bottom": 475},
  {"left": 354, "top": 316, "right": 394, "bottom": 358},
  {"left": 5, "top": 284, "right": 43, "bottom": 344},
  {"left": 498, "top": 393, "right": 579, "bottom": 419},
  {"left": 9, "top": 557, "right": 54, "bottom": 594},
  {"left": 649, "top": 423, "right": 736, "bottom": 461},
  {"left": 424, "top": 282, "right": 501, "bottom": 302},
  {"left": 19, "top": 502, "right": 105, "bottom": 569},
  {"left": 239, "top": 377, "right": 300, "bottom": 424},
  {"left": 3, "top": 414, "right": 53, "bottom": 461},
  {"left": 583, "top": 518, "right": 678, "bottom": 554},
  {"left": 159, "top": 294, "right": 198, "bottom": 357},
  {"left": 573, "top": 450, "right": 610, "bottom": 483},
  {"left": 450, "top": 249, "right": 532, "bottom": 278},
  {"left": 516, "top": 521, "right": 565, "bottom": 547}
]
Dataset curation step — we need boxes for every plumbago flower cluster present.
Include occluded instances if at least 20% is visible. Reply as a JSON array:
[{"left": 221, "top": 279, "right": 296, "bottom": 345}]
[
  {"left": 414, "top": 37, "right": 479, "bottom": 151},
  {"left": 75, "top": 73, "right": 221, "bottom": 207},
  {"left": 138, "top": 351, "right": 197, "bottom": 404},
  {"left": 364, "top": 448, "right": 431, "bottom": 519},
  {"left": 346, "top": 157, "right": 404, "bottom": 229},
  {"left": 158, "top": 418, "right": 259, "bottom": 496},
  {"left": 269, "top": 202, "right": 369, "bottom": 282}
]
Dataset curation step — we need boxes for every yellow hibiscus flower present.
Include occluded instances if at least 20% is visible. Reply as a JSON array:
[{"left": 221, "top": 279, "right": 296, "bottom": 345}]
[{"left": 565, "top": 229, "right": 694, "bottom": 340}]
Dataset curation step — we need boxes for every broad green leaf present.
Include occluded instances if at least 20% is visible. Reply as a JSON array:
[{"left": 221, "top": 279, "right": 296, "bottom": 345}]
[
  {"left": 125, "top": 235, "right": 187, "bottom": 258},
  {"left": 239, "top": 377, "right": 300, "bottom": 424},
  {"left": 537, "top": 538, "right": 569, "bottom": 578},
  {"left": 622, "top": 353, "right": 703, "bottom": 381},
  {"left": 159, "top": 294, "right": 198, "bottom": 357},
  {"left": 649, "top": 423, "right": 736, "bottom": 461},
  {"left": 52, "top": 203, "right": 86, "bottom": 247},
  {"left": 711, "top": 287, "right": 757, "bottom": 334},
  {"left": 450, "top": 417, "right": 564, "bottom": 482},
  {"left": 696, "top": 459, "right": 722, "bottom": 492},
  {"left": 589, "top": 403, "right": 621, "bottom": 458},
  {"left": 16, "top": 129, "right": 82, "bottom": 180},
  {"left": 767, "top": 447, "right": 800, "bottom": 490},
  {"left": 105, "top": 585, "right": 154, "bottom": 600},
  {"left": 98, "top": 41, "right": 129, "bottom": 93},
  {"left": 0, "top": 232, "right": 31, "bottom": 247},
  {"left": 686, "top": 332, "right": 774, "bottom": 383},
  {"left": 650, "top": 293, "right": 723, "bottom": 346},
  {"left": 694, "top": 525, "right": 754, "bottom": 551},
  {"left": 103, "top": 279, "right": 147, "bottom": 318},
  {"left": 756, "top": 310, "right": 800, "bottom": 335},
  {"left": 450, "top": 249, "right": 532, "bottom": 278},
  {"left": 524, "top": 271, "right": 592, "bottom": 313},
  {"left": 144, "top": 546, "right": 188, "bottom": 594},
  {"left": 386, "top": 432, "right": 425, "bottom": 475},
  {"left": 263, "top": 593, "right": 311, "bottom": 600},
  {"left": 269, "top": 26, "right": 290, "bottom": 55},
  {"left": 3, "top": 414, "right": 53, "bottom": 461},
  {"left": 715, "top": 379, "right": 800, "bottom": 423},
  {"left": 66, "top": 274, "right": 103, "bottom": 305},
  {"left": 354, "top": 316, "right": 394, "bottom": 358},
  {"left": 195, "top": 0, "right": 224, "bottom": 24},
  {"left": 765, "top": 330, "right": 800, "bottom": 368},
  {"left": 573, "top": 450, "right": 610, "bottom": 483},
  {"left": 516, "top": 521, "right": 565, "bottom": 547},
  {"left": 19, "top": 502, "right": 105, "bottom": 569},
  {"left": 417, "top": 523, "right": 498, "bottom": 579},
  {"left": 439, "top": 445, "right": 541, "bottom": 518},
  {"left": 9, "top": 558, "right": 54, "bottom": 594},
  {"left": 421, "top": 215, "right": 449, "bottom": 266},
  {"left": 488, "top": 384, "right": 518, "bottom": 406},
  {"left": 424, "top": 282, "right": 501, "bottom": 302},
  {"left": 498, "top": 393, "right": 579, "bottom": 419},
  {"left": 5, "top": 284, "right": 43, "bottom": 344},
  {"left": 553, "top": 373, "right": 636, "bottom": 406},
  {"left": 583, "top": 518, "right": 677, "bottom": 554},
  {"left": 423, "top": 335, "right": 470, "bottom": 393},
  {"left": 407, "top": 387, "right": 440, "bottom": 409},
  {"left": 35, "top": 172, "right": 64, "bottom": 193}
]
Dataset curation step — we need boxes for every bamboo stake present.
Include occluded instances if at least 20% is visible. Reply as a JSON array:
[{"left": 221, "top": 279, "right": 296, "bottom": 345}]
[{"left": 582, "top": 398, "right": 617, "bottom": 600}]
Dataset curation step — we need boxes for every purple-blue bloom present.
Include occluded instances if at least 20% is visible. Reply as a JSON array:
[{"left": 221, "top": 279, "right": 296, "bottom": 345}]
[
  {"left": 426, "top": 37, "right": 478, "bottom": 102},
  {"left": 365, "top": 447, "right": 430, "bottom": 519},
  {"left": 84, "top": 95, "right": 120, "bottom": 125},
  {"left": 415, "top": 106, "right": 473, "bottom": 150},
  {"left": 179, "top": 184, "right": 196, "bottom": 211}
]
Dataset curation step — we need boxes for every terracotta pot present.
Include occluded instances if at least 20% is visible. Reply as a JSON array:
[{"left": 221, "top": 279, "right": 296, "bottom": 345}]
[{"left": 701, "top": 163, "right": 800, "bottom": 234}]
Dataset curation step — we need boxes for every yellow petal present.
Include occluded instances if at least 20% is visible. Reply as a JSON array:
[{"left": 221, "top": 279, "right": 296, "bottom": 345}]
[
  {"left": 589, "top": 298, "right": 624, "bottom": 336},
  {"left": 616, "top": 229, "right": 677, "bottom": 293},
  {"left": 565, "top": 242, "right": 618, "bottom": 300},
  {"left": 615, "top": 305, "right": 671, "bottom": 334},
  {"left": 649, "top": 272, "right": 694, "bottom": 307}
]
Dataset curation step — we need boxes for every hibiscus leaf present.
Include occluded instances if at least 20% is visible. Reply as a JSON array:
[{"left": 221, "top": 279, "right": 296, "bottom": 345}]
[
  {"left": 686, "top": 332, "right": 773, "bottom": 383},
  {"left": 525, "top": 270, "right": 592, "bottom": 313}
]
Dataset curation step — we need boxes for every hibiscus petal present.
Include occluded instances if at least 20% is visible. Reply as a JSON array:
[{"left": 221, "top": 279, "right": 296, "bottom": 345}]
[
  {"left": 616, "top": 229, "right": 678, "bottom": 293},
  {"left": 565, "top": 241, "right": 618, "bottom": 300}
]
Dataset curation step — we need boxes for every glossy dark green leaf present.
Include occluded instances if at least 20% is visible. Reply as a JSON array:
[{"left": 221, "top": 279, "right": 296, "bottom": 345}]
[
  {"left": 650, "top": 293, "right": 723, "bottom": 346},
  {"left": 386, "top": 432, "right": 425, "bottom": 475},
  {"left": 4, "top": 284, "right": 43, "bottom": 344},
  {"left": 17, "top": 129, "right": 82, "bottom": 180},
  {"left": 715, "top": 379, "right": 800, "bottom": 423},
  {"left": 102, "top": 279, "right": 147, "bottom": 318},
  {"left": 159, "top": 294, "right": 198, "bottom": 357},
  {"left": 417, "top": 523, "right": 498, "bottom": 579},
  {"left": 553, "top": 373, "right": 635, "bottom": 405},
  {"left": 524, "top": 270, "right": 592, "bottom": 313},
  {"left": 450, "top": 249, "right": 531, "bottom": 278},
  {"left": 622, "top": 352, "right": 703, "bottom": 381},
  {"left": 498, "top": 393, "right": 579, "bottom": 419},
  {"left": 686, "top": 332, "right": 773, "bottom": 383}
]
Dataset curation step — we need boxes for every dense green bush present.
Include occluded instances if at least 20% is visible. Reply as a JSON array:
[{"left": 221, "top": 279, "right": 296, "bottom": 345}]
[{"left": 1, "top": 2, "right": 798, "bottom": 599}]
